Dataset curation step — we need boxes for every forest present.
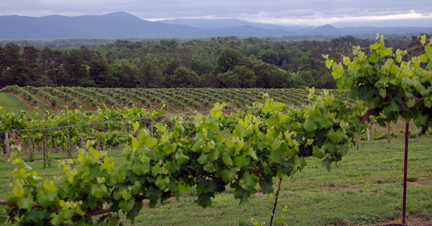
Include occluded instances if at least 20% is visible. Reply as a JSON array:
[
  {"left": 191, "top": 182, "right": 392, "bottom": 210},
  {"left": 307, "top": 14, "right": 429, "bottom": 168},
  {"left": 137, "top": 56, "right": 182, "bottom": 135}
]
[{"left": 0, "top": 35, "right": 417, "bottom": 90}]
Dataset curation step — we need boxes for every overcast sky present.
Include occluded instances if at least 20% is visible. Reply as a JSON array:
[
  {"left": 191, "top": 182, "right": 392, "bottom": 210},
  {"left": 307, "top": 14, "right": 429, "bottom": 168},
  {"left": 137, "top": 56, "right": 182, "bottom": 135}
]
[{"left": 0, "top": 0, "right": 431, "bottom": 26}]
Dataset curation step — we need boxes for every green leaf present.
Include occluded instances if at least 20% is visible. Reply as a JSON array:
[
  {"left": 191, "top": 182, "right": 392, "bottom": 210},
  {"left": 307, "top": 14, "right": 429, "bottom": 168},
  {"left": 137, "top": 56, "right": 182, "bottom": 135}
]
[
  {"left": 234, "top": 154, "right": 250, "bottom": 168},
  {"left": 175, "top": 152, "right": 190, "bottom": 166},
  {"left": 191, "top": 138, "right": 204, "bottom": 152},
  {"left": 210, "top": 102, "right": 226, "bottom": 118},
  {"left": 208, "top": 149, "right": 219, "bottom": 162},
  {"left": 119, "top": 198, "right": 135, "bottom": 212},
  {"left": 133, "top": 162, "right": 150, "bottom": 175},
  {"left": 132, "top": 121, "right": 139, "bottom": 132},
  {"left": 234, "top": 186, "right": 251, "bottom": 205},
  {"left": 303, "top": 116, "right": 318, "bottom": 132},
  {"left": 17, "top": 195, "right": 34, "bottom": 210},
  {"left": 368, "top": 52, "right": 379, "bottom": 63},
  {"left": 241, "top": 171, "right": 258, "bottom": 189},
  {"left": 293, "top": 155, "right": 307, "bottom": 169},
  {"left": 414, "top": 112, "right": 428, "bottom": 127},
  {"left": 203, "top": 162, "right": 217, "bottom": 172},
  {"left": 197, "top": 153, "right": 209, "bottom": 164},
  {"left": 327, "top": 129, "right": 341, "bottom": 143},
  {"left": 325, "top": 58, "right": 334, "bottom": 69},
  {"left": 379, "top": 88, "right": 387, "bottom": 98},
  {"left": 220, "top": 168, "right": 236, "bottom": 183},
  {"left": 233, "top": 124, "right": 246, "bottom": 138},
  {"left": 13, "top": 186, "right": 25, "bottom": 198},
  {"left": 37, "top": 191, "right": 56, "bottom": 208},
  {"left": 383, "top": 100, "right": 400, "bottom": 114},
  {"left": 222, "top": 155, "right": 233, "bottom": 166},
  {"left": 195, "top": 192, "right": 214, "bottom": 208},
  {"left": 91, "top": 184, "right": 108, "bottom": 198},
  {"left": 151, "top": 164, "right": 163, "bottom": 177},
  {"left": 50, "top": 213, "right": 63, "bottom": 226},
  {"left": 164, "top": 142, "right": 177, "bottom": 154},
  {"left": 155, "top": 176, "right": 170, "bottom": 190},
  {"left": 312, "top": 145, "right": 326, "bottom": 159},
  {"left": 178, "top": 182, "right": 192, "bottom": 192}
]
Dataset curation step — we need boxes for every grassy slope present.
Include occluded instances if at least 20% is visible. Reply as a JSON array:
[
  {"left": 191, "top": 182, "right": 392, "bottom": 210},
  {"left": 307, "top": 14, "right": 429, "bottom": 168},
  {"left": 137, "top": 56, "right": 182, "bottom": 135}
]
[
  {"left": 0, "top": 93, "right": 33, "bottom": 115},
  {"left": 0, "top": 137, "right": 431, "bottom": 225}
]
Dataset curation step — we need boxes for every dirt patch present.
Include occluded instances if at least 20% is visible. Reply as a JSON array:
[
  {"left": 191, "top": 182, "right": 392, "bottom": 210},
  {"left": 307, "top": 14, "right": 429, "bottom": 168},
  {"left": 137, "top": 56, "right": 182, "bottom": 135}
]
[{"left": 408, "top": 182, "right": 426, "bottom": 187}]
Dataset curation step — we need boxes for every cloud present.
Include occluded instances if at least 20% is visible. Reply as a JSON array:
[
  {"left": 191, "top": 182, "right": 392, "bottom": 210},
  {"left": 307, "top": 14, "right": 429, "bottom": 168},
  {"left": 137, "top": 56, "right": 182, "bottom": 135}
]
[{"left": 0, "top": 0, "right": 431, "bottom": 25}]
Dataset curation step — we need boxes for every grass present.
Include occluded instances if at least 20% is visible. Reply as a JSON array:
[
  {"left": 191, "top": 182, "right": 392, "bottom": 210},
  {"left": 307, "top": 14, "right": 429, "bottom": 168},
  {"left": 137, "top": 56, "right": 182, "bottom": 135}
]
[
  {"left": 0, "top": 93, "right": 33, "bottom": 115},
  {"left": 0, "top": 138, "right": 432, "bottom": 225}
]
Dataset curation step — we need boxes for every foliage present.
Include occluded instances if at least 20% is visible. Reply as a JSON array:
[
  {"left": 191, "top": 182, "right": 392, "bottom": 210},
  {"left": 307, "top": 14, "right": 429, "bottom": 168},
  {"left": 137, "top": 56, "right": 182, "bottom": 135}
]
[{"left": 0, "top": 91, "right": 361, "bottom": 225}]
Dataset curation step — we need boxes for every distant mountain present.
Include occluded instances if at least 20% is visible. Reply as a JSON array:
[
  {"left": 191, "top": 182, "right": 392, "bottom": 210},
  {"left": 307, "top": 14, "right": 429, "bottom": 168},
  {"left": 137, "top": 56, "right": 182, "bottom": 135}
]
[
  {"left": 160, "top": 18, "right": 309, "bottom": 31},
  {"left": 0, "top": 12, "right": 202, "bottom": 39},
  {"left": 308, "top": 25, "right": 345, "bottom": 35},
  {"left": 203, "top": 25, "right": 297, "bottom": 36},
  {"left": 0, "top": 12, "right": 431, "bottom": 40}
]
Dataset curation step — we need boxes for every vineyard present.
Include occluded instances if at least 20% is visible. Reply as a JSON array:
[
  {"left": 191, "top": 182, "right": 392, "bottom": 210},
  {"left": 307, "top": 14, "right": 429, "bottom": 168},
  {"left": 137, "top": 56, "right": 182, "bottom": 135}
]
[
  {"left": 0, "top": 86, "right": 353, "bottom": 115},
  {"left": 0, "top": 35, "right": 432, "bottom": 226}
]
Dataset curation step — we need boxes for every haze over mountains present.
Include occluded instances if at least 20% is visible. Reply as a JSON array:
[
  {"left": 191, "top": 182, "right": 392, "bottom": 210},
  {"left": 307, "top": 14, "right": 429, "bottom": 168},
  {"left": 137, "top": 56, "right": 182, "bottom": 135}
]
[{"left": 1, "top": 12, "right": 431, "bottom": 40}]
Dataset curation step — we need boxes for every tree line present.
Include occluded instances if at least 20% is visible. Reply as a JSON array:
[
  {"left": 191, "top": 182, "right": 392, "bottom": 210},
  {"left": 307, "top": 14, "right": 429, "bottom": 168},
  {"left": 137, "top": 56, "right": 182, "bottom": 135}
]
[{"left": 0, "top": 35, "right": 415, "bottom": 89}]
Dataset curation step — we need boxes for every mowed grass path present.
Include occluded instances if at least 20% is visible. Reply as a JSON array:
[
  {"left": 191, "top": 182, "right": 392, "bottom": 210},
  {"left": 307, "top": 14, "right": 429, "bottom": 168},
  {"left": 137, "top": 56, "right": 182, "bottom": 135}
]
[
  {"left": 0, "top": 138, "right": 431, "bottom": 225},
  {"left": 0, "top": 93, "right": 33, "bottom": 115}
]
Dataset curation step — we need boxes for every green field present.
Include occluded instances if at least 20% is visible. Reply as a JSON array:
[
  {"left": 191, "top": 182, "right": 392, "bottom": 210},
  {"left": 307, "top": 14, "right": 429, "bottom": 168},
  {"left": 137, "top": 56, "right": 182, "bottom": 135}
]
[
  {"left": 0, "top": 87, "right": 353, "bottom": 116},
  {"left": 0, "top": 93, "right": 33, "bottom": 115},
  {"left": 1, "top": 137, "right": 431, "bottom": 225}
]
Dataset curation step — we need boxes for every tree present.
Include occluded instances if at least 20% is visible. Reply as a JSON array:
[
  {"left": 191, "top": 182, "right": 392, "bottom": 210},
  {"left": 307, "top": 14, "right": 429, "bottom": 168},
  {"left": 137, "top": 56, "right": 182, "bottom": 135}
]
[
  {"left": 217, "top": 71, "right": 241, "bottom": 88},
  {"left": 214, "top": 48, "right": 244, "bottom": 75},
  {"left": 190, "top": 59, "right": 214, "bottom": 76},
  {"left": 137, "top": 61, "right": 164, "bottom": 88},
  {"left": 22, "top": 46, "right": 39, "bottom": 69},
  {"left": 232, "top": 66, "right": 256, "bottom": 88},
  {"left": 171, "top": 66, "right": 200, "bottom": 88},
  {"left": 4, "top": 59, "right": 31, "bottom": 86},
  {"left": 65, "top": 49, "right": 87, "bottom": 85},
  {"left": 258, "top": 49, "right": 279, "bottom": 65},
  {"left": 4, "top": 43, "right": 20, "bottom": 68},
  {"left": 288, "top": 74, "right": 306, "bottom": 88},
  {"left": 89, "top": 59, "right": 109, "bottom": 87},
  {"left": 244, "top": 57, "right": 288, "bottom": 88}
]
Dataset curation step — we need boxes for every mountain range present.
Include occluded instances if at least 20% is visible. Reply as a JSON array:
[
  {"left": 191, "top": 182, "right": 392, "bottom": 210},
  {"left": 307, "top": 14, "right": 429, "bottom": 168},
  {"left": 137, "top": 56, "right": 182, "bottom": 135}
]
[{"left": 1, "top": 12, "right": 431, "bottom": 40}]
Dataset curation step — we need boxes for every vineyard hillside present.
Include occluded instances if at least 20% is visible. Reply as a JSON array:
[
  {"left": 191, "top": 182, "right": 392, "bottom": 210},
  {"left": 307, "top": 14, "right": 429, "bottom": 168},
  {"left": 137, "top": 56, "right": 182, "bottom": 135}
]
[{"left": 0, "top": 86, "right": 353, "bottom": 115}]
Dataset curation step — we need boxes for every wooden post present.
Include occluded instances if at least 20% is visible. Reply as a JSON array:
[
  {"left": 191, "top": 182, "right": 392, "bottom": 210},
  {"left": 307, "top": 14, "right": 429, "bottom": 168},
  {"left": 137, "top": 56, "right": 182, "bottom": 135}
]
[
  {"left": 12, "top": 129, "right": 16, "bottom": 139},
  {"left": 42, "top": 133, "right": 46, "bottom": 169},
  {"left": 29, "top": 134, "right": 33, "bottom": 160},
  {"left": 356, "top": 132, "right": 359, "bottom": 150},
  {"left": 415, "top": 125, "right": 419, "bottom": 139},
  {"left": 366, "top": 127, "right": 370, "bottom": 141},
  {"left": 68, "top": 133, "right": 72, "bottom": 159},
  {"left": 79, "top": 132, "right": 86, "bottom": 150},
  {"left": 5, "top": 132, "right": 10, "bottom": 157},
  {"left": 97, "top": 138, "right": 101, "bottom": 152},
  {"left": 149, "top": 121, "right": 154, "bottom": 138},
  {"left": 387, "top": 121, "right": 391, "bottom": 143}
]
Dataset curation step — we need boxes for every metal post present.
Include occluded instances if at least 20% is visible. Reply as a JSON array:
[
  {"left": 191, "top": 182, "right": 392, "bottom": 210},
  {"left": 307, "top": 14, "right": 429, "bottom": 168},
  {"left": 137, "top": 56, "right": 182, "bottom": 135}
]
[
  {"left": 402, "top": 122, "right": 409, "bottom": 224},
  {"left": 356, "top": 132, "right": 359, "bottom": 150},
  {"left": 29, "top": 134, "right": 33, "bottom": 160},
  {"left": 79, "top": 132, "right": 86, "bottom": 150},
  {"left": 388, "top": 122, "right": 391, "bottom": 143},
  {"left": 68, "top": 133, "right": 72, "bottom": 159},
  {"left": 42, "top": 133, "right": 46, "bottom": 169},
  {"left": 5, "top": 132, "right": 10, "bottom": 157},
  {"left": 366, "top": 127, "right": 370, "bottom": 141}
]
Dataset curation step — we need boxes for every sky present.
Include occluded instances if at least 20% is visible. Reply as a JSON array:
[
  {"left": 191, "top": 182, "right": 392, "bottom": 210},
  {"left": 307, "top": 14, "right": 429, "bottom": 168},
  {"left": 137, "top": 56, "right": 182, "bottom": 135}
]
[{"left": 0, "top": 0, "right": 432, "bottom": 26}]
